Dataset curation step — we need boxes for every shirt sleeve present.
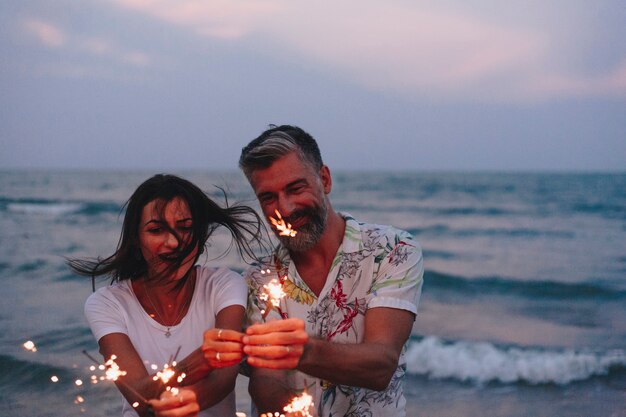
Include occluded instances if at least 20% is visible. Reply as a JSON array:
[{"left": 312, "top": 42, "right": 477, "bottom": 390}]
[
  {"left": 84, "top": 287, "right": 128, "bottom": 342},
  {"left": 209, "top": 268, "right": 248, "bottom": 315},
  {"left": 368, "top": 231, "right": 424, "bottom": 315},
  {"left": 242, "top": 265, "right": 269, "bottom": 326}
]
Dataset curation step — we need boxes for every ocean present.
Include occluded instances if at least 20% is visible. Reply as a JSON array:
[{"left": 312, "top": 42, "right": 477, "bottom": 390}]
[{"left": 1, "top": 170, "right": 625, "bottom": 417}]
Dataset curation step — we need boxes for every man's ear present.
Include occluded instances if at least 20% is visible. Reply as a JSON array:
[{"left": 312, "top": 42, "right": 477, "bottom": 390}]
[{"left": 319, "top": 165, "right": 332, "bottom": 194}]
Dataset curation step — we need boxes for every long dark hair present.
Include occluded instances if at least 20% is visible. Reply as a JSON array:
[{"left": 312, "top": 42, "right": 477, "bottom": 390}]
[{"left": 68, "top": 174, "right": 264, "bottom": 286}]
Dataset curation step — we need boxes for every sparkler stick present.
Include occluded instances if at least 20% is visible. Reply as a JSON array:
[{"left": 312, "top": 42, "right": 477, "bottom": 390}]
[
  {"left": 258, "top": 275, "right": 287, "bottom": 319},
  {"left": 82, "top": 350, "right": 149, "bottom": 405},
  {"left": 258, "top": 209, "right": 294, "bottom": 320},
  {"left": 260, "top": 210, "right": 310, "bottom": 416}
]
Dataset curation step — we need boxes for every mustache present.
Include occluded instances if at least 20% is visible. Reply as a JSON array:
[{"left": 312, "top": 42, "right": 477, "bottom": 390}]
[{"left": 283, "top": 207, "right": 319, "bottom": 225}]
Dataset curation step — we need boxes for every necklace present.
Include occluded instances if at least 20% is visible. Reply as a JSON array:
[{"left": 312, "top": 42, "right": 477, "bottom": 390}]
[{"left": 143, "top": 280, "right": 193, "bottom": 338}]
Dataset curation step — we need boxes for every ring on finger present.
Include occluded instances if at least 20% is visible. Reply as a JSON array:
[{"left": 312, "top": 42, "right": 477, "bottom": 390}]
[
  {"left": 217, "top": 329, "right": 223, "bottom": 339},
  {"left": 216, "top": 352, "right": 221, "bottom": 361}
]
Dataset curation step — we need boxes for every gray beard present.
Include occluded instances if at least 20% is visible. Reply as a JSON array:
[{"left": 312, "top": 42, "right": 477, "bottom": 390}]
[{"left": 277, "top": 202, "right": 328, "bottom": 252}]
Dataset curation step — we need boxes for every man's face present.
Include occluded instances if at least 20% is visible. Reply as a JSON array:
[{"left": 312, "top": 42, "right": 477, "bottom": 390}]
[{"left": 249, "top": 152, "right": 331, "bottom": 252}]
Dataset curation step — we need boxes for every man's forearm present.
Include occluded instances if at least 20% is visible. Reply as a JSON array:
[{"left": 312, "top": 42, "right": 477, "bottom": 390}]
[
  {"left": 298, "top": 337, "right": 400, "bottom": 391},
  {"left": 297, "top": 307, "right": 415, "bottom": 391},
  {"left": 249, "top": 369, "right": 296, "bottom": 415}
]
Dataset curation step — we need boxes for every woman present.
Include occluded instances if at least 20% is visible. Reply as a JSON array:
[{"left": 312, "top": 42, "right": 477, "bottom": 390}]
[{"left": 69, "top": 174, "right": 263, "bottom": 417}]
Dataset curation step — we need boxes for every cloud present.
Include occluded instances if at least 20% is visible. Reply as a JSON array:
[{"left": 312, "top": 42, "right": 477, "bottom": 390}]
[
  {"left": 20, "top": 17, "right": 151, "bottom": 76},
  {"left": 529, "top": 59, "right": 626, "bottom": 99},
  {"left": 113, "top": 0, "right": 280, "bottom": 39},
  {"left": 263, "top": 3, "right": 551, "bottom": 101},
  {"left": 36, "top": 1, "right": 626, "bottom": 101},
  {"left": 23, "top": 18, "right": 67, "bottom": 48}
]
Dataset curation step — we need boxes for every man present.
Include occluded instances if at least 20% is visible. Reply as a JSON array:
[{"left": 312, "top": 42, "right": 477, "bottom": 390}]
[{"left": 239, "top": 125, "right": 423, "bottom": 416}]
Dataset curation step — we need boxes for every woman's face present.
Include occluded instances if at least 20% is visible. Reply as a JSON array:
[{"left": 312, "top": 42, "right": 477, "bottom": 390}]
[{"left": 138, "top": 197, "right": 198, "bottom": 280}]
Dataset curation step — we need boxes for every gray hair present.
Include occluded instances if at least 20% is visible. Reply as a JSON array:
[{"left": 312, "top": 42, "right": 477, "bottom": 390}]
[{"left": 239, "top": 125, "right": 323, "bottom": 179}]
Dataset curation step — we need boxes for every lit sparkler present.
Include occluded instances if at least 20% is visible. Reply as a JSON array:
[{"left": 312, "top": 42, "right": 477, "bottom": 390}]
[
  {"left": 152, "top": 346, "right": 186, "bottom": 386},
  {"left": 259, "top": 391, "right": 314, "bottom": 417},
  {"left": 283, "top": 391, "right": 313, "bottom": 417},
  {"left": 258, "top": 277, "right": 287, "bottom": 319},
  {"left": 269, "top": 210, "right": 298, "bottom": 237},
  {"left": 152, "top": 363, "right": 176, "bottom": 384},
  {"left": 82, "top": 350, "right": 149, "bottom": 405}
]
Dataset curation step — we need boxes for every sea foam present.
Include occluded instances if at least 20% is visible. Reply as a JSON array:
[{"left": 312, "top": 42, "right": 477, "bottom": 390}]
[
  {"left": 7, "top": 202, "right": 84, "bottom": 215},
  {"left": 406, "top": 336, "right": 626, "bottom": 385}
]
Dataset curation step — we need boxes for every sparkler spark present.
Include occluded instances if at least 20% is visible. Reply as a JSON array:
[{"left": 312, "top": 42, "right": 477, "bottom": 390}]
[
  {"left": 269, "top": 210, "right": 298, "bottom": 237},
  {"left": 152, "top": 363, "right": 176, "bottom": 384},
  {"left": 23, "top": 340, "right": 37, "bottom": 352},
  {"left": 259, "top": 391, "right": 314, "bottom": 417},
  {"left": 283, "top": 392, "right": 313, "bottom": 417},
  {"left": 82, "top": 350, "right": 148, "bottom": 405},
  {"left": 104, "top": 355, "right": 127, "bottom": 381},
  {"left": 259, "top": 278, "right": 287, "bottom": 318}
]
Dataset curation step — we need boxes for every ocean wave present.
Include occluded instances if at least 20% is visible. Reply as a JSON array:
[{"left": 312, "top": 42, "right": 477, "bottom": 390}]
[
  {"left": 0, "top": 354, "right": 74, "bottom": 390},
  {"left": 7, "top": 202, "right": 84, "bottom": 215},
  {"left": 424, "top": 270, "right": 626, "bottom": 300},
  {"left": 29, "top": 326, "right": 98, "bottom": 353},
  {"left": 1, "top": 197, "right": 121, "bottom": 217},
  {"left": 407, "top": 225, "right": 574, "bottom": 239},
  {"left": 406, "top": 336, "right": 626, "bottom": 385}
]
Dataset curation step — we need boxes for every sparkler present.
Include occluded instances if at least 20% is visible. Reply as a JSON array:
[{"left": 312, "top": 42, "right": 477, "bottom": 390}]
[
  {"left": 152, "top": 363, "right": 180, "bottom": 385},
  {"left": 257, "top": 209, "right": 300, "bottom": 319},
  {"left": 82, "top": 350, "right": 148, "bottom": 406},
  {"left": 269, "top": 209, "right": 298, "bottom": 237},
  {"left": 152, "top": 346, "right": 186, "bottom": 386},
  {"left": 259, "top": 391, "right": 314, "bottom": 417},
  {"left": 258, "top": 276, "right": 287, "bottom": 319},
  {"left": 283, "top": 391, "right": 314, "bottom": 417}
]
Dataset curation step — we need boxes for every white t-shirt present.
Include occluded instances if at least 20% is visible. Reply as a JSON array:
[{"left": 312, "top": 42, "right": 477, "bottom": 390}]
[{"left": 85, "top": 266, "right": 247, "bottom": 417}]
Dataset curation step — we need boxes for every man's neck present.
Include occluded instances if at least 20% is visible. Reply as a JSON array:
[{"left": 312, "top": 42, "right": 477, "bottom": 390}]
[{"left": 289, "top": 210, "right": 345, "bottom": 296}]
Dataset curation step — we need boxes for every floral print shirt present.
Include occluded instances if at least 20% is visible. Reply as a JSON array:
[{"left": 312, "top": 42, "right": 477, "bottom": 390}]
[{"left": 245, "top": 213, "right": 424, "bottom": 417}]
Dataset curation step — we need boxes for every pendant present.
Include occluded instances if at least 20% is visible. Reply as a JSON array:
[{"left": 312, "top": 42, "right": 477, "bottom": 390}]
[{"left": 165, "top": 328, "right": 171, "bottom": 338}]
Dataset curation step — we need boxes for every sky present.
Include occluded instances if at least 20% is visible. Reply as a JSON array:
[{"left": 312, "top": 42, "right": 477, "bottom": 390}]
[{"left": 1, "top": 0, "right": 625, "bottom": 171}]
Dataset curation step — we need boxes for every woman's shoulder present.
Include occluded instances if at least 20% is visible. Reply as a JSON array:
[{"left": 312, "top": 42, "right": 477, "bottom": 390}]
[
  {"left": 196, "top": 265, "right": 243, "bottom": 280},
  {"left": 86, "top": 280, "right": 133, "bottom": 305},
  {"left": 195, "top": 266, "right": 246, "bottom": 291}
]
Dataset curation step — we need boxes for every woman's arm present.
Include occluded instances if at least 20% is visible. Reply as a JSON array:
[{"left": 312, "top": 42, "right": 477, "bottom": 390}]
[
  {"left": 97, "top": 333, "right": 167, "bottom": 417},
  {"left": 97, "top": 304, "right": 245, "bottom": 415},
  {"left": 185, "top": 304, "right": 246, "bottom": 409}
]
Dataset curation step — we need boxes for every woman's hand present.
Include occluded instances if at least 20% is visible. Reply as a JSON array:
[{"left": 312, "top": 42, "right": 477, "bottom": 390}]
[
  {"left": 148, "top": 388, "right": 199, "bottom": 417},
  {"left": 243, "top": 318, "right": 309, "bottom": 369},
  {"left": 202, "top": 328, "right": 245, "bottom": 368}
]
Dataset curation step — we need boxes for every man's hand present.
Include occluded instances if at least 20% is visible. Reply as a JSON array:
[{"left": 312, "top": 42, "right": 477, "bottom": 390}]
[{"left": 243, "top": 318, "right": 309, "bottom": 369}]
